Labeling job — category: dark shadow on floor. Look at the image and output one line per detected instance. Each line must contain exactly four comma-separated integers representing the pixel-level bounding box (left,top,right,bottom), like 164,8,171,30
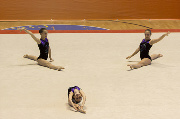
127,61,139,62
12,63,38,66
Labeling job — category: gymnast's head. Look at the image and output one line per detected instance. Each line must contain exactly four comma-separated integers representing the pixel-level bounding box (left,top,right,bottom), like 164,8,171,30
144,29,151,40
73,93,82,103
39,28,48,38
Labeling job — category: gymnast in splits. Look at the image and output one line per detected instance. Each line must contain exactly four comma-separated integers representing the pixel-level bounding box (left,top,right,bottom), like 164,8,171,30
126,29,170,69
17,27,64,71
68,86,86,113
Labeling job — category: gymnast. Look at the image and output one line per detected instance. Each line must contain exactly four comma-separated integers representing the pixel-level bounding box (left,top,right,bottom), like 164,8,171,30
17,27,64,71
68,86,86,113
126,29,170,69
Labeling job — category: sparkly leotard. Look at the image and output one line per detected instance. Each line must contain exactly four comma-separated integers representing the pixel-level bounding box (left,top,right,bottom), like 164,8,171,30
37,38,49,60
140,39,152,60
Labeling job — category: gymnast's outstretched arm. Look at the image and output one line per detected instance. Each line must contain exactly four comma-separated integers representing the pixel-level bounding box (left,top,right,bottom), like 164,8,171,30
149,31,170,45
126,46,140,59
79,90,86,108
17,27,41,44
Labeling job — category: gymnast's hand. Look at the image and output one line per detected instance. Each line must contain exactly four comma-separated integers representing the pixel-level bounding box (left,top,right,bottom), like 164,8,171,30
50,58,54,62
74,104,80,111
74,106,78,111
126,56,132,59
164,31,170,36
17,27,25,32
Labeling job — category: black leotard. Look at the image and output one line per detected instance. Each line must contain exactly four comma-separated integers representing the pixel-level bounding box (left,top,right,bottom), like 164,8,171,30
140,39,152,60
37,38,49,60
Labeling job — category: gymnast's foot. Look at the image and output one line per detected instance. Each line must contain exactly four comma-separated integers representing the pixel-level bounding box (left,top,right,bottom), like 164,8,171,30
58,66,65,71
127,64,134,69
78,109,86,114
23,54,28,58
158,54,163,57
